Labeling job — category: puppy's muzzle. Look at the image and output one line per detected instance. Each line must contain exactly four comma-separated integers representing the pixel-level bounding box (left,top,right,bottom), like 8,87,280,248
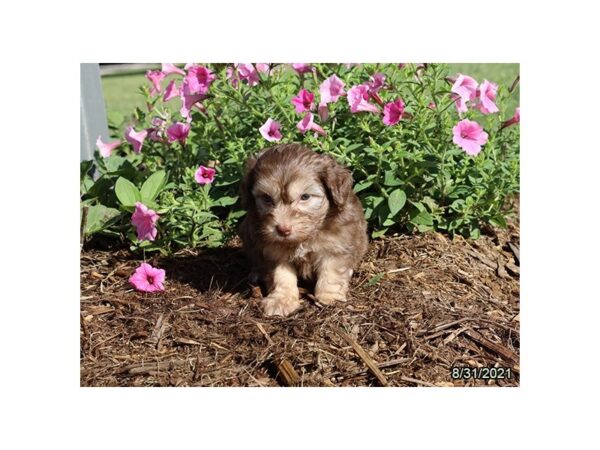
275,223,292,237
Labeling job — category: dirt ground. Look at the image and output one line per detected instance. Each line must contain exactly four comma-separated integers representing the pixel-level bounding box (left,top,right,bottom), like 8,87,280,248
80,214,520,387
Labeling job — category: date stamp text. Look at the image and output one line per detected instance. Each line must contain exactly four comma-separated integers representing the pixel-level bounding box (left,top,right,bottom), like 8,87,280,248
450,366,513,380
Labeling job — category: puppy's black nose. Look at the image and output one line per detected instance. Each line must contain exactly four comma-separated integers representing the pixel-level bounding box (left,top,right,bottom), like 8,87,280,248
276,223,292,236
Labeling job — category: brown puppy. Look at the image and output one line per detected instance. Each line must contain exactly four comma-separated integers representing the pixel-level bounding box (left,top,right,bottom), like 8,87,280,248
239,143,368,316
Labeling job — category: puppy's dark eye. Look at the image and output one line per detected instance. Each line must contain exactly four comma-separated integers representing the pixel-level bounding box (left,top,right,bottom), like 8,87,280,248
300,194,311,201
261,194,274,204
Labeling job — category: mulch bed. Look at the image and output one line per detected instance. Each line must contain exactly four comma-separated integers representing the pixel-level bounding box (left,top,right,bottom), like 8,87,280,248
80,215,520,387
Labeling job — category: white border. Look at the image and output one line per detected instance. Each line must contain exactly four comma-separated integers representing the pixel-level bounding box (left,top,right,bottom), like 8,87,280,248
3,0,599,448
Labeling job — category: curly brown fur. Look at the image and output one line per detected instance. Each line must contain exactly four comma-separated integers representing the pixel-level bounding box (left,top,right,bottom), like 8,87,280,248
239,143,368,316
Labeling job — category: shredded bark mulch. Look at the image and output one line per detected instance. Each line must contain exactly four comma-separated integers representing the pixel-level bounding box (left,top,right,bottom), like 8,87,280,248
80,217,519,387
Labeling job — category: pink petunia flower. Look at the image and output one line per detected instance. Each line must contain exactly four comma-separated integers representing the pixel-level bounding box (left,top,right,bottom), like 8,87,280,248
368,73,386,94
318,103,329,122
237,64,260,86
451,74,478,113
297,112,326,136
291,63,313,74
148,118,165,142
347,84,380,114
501,107,520,129
427,101,437,110
180,80,206,120
226,66,239,87
95,136,121,158
184,65,216,95
452,119,489,156
163,79,180,102
382,98,405,126
125,126,148,153
291,89,315,113
476,79,499,115
131,202,159,241
161,63,186,76
166,122,190,145
146,70,166,95
256,63,270,74
129,262,166,293
259,118,283,142
319,74,345,104
195,165,216,185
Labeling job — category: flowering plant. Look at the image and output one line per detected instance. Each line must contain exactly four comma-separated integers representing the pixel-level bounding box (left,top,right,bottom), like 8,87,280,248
81,63,519,254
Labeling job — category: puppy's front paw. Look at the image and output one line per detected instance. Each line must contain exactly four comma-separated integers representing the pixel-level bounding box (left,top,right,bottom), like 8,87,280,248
262,292,301,317
315,290,347,305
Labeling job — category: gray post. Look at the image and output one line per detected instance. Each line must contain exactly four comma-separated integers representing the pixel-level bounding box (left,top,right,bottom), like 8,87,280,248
80,63,109,161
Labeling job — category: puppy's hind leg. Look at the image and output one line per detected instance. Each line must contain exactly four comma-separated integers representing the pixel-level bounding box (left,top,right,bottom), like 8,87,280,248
262,262,301,317
315,257,351,305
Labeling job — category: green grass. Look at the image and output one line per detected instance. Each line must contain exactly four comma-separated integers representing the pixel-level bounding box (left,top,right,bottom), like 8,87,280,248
101,72,148,124
101,63,520,124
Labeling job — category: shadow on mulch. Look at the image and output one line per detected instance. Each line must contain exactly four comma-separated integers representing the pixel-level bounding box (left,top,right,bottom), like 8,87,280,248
157,246,249,295
80,216,520,388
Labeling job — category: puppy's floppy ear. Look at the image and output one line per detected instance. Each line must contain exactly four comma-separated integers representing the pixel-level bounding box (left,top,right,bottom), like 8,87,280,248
321,157,353,208
240,155,258,209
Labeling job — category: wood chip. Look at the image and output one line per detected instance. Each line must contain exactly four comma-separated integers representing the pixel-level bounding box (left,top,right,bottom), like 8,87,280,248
464,329,519,365
147,313,167,348
387,267,410,274
255,322,275,345
465,249,498,269
333,326,389,387
497,263,510,279
121,358,194,375
417,317,470,337
508,242,520,264
174,337,202,346
275,359,300,386
84,306,115,316
506,263,520,276
343,357,411,378
399,376,436,387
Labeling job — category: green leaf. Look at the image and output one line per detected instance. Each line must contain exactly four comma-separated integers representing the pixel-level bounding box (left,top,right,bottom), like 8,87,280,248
80,160,94,179
213,195,239,207
416,223,434,233
353,180,373,194
102,156,127,173
371,228,388,239
115,177,141,206
83,205,121,235
449,199,465,211
81,176,94,195
411,210,433,226
345,143,364,153
489,215,508,228
140,170,167,203
388,189,407,217
366,272,385,286
383,170,403,187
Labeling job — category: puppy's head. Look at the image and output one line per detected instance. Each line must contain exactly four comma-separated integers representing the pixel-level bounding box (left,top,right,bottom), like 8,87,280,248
241,143,353,245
